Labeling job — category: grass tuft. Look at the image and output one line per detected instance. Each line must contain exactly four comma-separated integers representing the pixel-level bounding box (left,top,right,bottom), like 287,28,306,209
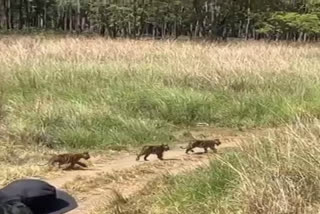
147,122,320,214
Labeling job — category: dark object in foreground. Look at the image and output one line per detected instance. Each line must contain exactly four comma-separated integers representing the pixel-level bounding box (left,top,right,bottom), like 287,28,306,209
136,144,170,161
0,179,78,214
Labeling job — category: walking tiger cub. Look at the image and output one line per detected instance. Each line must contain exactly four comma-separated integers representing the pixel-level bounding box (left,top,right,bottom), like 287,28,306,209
181,139,221,154
136,144,170,161
39,152,90,170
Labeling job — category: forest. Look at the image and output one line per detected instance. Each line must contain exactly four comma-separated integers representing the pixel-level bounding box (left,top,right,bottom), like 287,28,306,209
1,0,320,41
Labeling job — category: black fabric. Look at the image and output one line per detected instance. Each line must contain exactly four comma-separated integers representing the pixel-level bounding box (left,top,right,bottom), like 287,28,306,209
48,190,77,214
0,201,33,214
0,192,10,204
0,179,77,214
0,179,56,211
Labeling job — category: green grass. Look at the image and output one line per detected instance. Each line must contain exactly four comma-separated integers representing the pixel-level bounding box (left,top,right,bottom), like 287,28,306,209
151,153,240,214
140,123,320,214
1,38,320,149
2,65,320,149
2,35,320,214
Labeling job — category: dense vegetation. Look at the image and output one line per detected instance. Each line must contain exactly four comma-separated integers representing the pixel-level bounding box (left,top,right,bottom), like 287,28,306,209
1,0,320,41
1,36,320,150
132,123,320,214
0,30,319,213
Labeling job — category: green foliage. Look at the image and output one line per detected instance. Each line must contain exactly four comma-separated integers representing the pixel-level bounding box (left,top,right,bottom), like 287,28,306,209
146,124,320,213
152,152,240,214
4,0,320,40
3,61,320,149
257,12,320,37
2,38,320,149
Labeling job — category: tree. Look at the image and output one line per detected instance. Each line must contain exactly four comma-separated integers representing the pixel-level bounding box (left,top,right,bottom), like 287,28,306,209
0,0,319,41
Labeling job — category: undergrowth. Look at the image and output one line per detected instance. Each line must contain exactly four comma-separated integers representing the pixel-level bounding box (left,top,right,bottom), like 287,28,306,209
1,37,320,149
138,123,320,214
102,123,320,214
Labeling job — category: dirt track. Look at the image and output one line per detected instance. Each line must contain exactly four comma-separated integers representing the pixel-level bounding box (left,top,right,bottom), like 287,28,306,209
28,128,251,214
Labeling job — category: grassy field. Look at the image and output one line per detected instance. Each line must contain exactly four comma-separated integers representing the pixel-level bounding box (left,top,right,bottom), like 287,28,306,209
115,123,320,214
1,36,320,149
1,35,320,213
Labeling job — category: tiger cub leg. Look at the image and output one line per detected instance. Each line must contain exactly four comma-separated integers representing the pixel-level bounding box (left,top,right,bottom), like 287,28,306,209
49,160,58,168
185,147,194,154
156,152,164,160
76,161,88,168
136,153,143,161
144,153,150,161
46,160,56,170
204,147,208,153
211,145,218,153
64,162,75,170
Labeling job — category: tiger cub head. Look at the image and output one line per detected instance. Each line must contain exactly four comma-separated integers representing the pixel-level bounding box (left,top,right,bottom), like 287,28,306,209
82,152,91,160
161,144,170,151
213,139,222,146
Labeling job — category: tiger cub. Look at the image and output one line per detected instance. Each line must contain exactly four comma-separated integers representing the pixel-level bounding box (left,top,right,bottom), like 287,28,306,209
39,152,90,170
136,144,170,161
181,139,221,154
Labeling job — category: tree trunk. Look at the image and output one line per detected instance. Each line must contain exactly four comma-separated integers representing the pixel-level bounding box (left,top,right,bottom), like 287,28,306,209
9,0,14,29
24,0,29,28
0,0,5,29
64,11,67,31
152,25,156,39
245,0,251,40
304,33,307,42
69,6,72,32
162,22,166,39
132,0,136,38
43,0,47,28
4,0,9,29
194,21,199,37
138,0,145,37
238,20,242,37
298,32,303,41
19,0,23,29
76,0,81,33
81,16,85,31
209,2,216,40
174,19,177,39
100,24,106,36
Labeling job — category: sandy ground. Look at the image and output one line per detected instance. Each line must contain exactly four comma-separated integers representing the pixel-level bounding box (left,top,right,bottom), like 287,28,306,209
25,128,254,214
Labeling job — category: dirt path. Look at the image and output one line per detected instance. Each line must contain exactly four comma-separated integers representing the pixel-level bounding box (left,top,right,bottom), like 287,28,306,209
66,142,238,214
28,128,251,214
46,141,239,188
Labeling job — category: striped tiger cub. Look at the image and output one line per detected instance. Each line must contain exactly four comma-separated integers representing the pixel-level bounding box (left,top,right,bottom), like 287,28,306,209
39,152,90,170
181,139,221,154
136,144,170,161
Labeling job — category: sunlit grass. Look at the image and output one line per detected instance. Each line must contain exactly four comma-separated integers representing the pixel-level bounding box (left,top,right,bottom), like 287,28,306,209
119,122,320,214
1,36,320,148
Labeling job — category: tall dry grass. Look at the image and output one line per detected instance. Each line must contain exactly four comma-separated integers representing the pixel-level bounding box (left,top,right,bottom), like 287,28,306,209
120,122,320,214
1,36,320,77
1,36,320,149
0,36,319,153
1,36,320,213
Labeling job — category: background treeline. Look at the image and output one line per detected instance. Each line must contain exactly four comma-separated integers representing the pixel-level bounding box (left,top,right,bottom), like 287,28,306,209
1,0,320,41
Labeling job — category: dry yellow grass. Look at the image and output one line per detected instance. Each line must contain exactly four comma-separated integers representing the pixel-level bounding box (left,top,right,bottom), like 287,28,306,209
1,36,319,141
1,36,320,214
0,139,60,185
1,37,319,78
0,35,319,176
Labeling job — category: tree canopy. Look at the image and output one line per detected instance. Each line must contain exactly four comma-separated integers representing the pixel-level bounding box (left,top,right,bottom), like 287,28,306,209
1,0,320,41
